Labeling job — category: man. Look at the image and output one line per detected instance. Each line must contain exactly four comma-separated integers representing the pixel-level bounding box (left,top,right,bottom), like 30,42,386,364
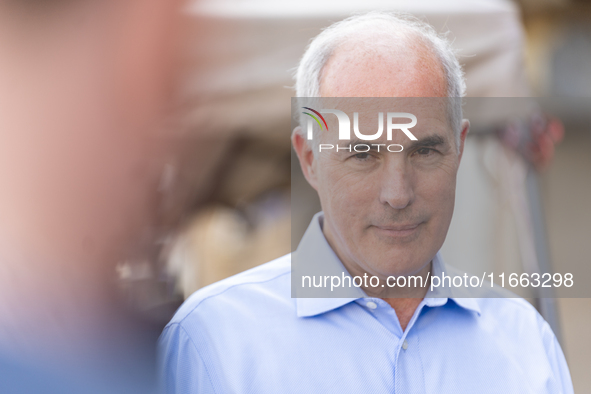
160,12,573,393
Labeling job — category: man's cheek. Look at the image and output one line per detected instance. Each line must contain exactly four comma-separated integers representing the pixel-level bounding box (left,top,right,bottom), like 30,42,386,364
325,172,361,198
417,171,455,197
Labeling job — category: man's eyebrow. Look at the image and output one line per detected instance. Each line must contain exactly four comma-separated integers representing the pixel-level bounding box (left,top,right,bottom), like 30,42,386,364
341,135,447,151
344,139,400,150
406,135,446,150
344,138,372,148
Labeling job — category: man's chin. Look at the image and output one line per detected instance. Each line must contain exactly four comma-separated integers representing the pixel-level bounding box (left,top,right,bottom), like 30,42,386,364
360,250,431,278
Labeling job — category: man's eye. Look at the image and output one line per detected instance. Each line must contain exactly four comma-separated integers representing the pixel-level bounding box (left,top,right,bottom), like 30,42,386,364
353,152,371,160
416,148,434,155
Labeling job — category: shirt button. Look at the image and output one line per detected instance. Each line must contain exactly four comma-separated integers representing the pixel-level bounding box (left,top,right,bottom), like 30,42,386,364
402,340,409,350
366,301,378,310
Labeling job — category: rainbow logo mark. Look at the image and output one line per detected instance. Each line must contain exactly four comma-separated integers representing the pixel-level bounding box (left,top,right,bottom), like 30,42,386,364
302,107,329,131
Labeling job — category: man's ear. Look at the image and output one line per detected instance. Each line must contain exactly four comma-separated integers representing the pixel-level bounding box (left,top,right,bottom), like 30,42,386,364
292,126,319,191
457,119,470,162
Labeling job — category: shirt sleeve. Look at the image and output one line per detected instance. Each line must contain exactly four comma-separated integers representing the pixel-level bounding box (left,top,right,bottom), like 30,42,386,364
158,323,217,394
539,317,574,394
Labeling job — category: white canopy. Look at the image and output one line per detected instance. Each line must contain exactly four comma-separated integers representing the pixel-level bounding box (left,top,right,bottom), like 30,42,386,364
182,0,530,137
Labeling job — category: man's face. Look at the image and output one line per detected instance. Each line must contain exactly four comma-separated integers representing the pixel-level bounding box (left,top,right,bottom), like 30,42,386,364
314,99,463,280
293,37,468,282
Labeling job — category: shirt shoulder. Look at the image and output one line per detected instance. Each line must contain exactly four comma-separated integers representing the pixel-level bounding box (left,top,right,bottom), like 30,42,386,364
159,253,296,392
442,264,554,339
475,295,544,328
167,253,292,326
465,284,559,359
474,296,572,393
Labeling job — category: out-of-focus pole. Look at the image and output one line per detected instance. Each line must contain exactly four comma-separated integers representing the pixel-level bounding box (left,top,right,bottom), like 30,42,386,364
526,169,562,344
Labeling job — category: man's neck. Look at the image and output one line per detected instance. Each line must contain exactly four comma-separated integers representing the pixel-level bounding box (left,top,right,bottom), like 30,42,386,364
382,297,424,332
379,261,431,332
319,216,431,331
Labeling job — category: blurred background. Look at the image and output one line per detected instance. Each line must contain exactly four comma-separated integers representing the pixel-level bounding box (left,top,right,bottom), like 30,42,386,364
0,0,590,392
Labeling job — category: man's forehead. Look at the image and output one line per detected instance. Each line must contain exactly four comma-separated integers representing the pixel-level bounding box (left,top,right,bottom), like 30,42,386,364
314,98,452,145
319,32,447,98
319,98,449,127
326,98,447,116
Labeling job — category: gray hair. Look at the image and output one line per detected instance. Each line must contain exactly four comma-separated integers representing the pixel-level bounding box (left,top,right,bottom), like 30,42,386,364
294,11,466,149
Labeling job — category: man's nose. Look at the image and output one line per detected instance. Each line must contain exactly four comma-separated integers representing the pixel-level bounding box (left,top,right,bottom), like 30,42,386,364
378,160,414,210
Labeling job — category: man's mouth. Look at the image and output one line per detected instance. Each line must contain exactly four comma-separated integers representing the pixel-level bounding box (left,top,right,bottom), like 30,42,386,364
371,223,422,237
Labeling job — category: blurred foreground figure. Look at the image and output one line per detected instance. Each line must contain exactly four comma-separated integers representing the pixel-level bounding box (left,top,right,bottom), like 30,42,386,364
160,12,573,394
0,0,200,392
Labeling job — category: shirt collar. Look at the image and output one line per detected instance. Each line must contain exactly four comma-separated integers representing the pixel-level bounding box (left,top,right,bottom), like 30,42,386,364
424,252,481,316
294,212,481,318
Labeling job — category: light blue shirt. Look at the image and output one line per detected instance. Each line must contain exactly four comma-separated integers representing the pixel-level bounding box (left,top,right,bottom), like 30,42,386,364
159,213,573,393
